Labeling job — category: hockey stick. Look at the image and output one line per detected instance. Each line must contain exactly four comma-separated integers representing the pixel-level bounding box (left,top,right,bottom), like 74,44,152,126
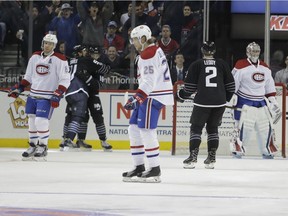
124,91,128,105
0,89,29,97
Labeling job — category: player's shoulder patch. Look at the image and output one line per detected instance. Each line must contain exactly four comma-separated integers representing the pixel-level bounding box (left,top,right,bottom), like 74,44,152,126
140,45,158,60
52,52,67,61
234,59,250,69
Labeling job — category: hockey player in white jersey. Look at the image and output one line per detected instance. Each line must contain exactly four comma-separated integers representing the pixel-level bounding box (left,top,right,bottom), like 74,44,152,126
230,42,281,159
122,25,174,183
8,34,70,160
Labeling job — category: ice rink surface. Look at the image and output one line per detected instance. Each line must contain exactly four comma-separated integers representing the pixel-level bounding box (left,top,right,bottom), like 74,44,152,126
0,148,287,216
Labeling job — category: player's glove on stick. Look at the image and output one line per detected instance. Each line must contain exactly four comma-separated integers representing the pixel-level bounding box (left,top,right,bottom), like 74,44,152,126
50,86,66,108
175,89,186,103
8,79,30,98
124,90,147,110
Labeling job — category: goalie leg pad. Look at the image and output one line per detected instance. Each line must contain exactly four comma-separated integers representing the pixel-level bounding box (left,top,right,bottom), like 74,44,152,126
255,106,279,156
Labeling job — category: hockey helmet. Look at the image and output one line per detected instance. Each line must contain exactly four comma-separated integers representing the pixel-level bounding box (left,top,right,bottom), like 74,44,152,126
72,45,86,57
246,42,260,63
201,41,216,56
89,46,101,54
130,25,152,43
42,33,58,50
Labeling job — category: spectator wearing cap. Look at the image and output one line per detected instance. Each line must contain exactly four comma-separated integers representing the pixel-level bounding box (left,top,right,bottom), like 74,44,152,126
49,3,81,56
103,21,125,54
77,1,114,50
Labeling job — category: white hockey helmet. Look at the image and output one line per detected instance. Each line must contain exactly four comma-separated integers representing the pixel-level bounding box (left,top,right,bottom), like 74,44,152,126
246,42,260,63
42,33,58,50
130,25,152,43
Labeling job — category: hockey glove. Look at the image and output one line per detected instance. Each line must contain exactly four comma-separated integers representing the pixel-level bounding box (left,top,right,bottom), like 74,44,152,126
175,89,185,103
50,87,66,108
8,79,30,98
124,91,147,110
8,84,25,98
124,96,138,110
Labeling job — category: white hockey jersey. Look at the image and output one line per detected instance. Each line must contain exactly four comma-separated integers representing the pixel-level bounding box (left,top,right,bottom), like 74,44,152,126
137,44,174,105
24,51,70,99
232,58,276,100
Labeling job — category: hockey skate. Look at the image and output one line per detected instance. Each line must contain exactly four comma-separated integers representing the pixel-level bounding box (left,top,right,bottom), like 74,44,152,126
101,140,112,152
183,148,199,169
59,139,65,151
137,166,161,183
122,164,145,182
262,154,274,159
232,152,242,159
76,139,92,151
33,144,48,161
204,151,216,169
63,138,79,152
22,143,37,161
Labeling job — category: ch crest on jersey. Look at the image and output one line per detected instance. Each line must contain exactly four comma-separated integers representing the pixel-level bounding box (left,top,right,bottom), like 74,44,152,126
252,72,265,82
36,64,50,75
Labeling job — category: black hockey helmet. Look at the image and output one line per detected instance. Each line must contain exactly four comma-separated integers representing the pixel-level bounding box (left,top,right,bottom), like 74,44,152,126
201,41,216,56
72,44,86,56
88,46,101,54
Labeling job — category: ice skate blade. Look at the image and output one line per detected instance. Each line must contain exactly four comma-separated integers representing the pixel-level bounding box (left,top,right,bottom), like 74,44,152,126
122,176,139,183
137,176,161,183
22,157,35,161
183,163,196,169
205,163,215,169
80,147,92,152
32,156,47,162
102,148,112,152
63,147,80,152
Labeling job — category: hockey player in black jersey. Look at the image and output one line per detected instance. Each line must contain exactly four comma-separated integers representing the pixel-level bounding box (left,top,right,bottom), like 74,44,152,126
60,45,112,151
176,41,235,169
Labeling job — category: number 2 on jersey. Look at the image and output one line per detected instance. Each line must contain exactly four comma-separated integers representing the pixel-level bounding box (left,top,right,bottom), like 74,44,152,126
205,66,217,87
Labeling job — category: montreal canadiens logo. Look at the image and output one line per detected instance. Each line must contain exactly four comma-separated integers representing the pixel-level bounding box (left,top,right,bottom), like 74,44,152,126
36,64,49,75
252,73,264,82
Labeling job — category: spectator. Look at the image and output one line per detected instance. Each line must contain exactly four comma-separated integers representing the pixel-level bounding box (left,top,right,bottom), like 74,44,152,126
121,1,160,43
103,21,125,54
119,2,132,29
179,4,203,68
77,1,114,50
49,3,81,56
157,24,179,61
274,55,288,86
170,52,187,85
56,40,67,57
15,3,53,65
101,45,129,89
270,50,284,79
181,4,198,45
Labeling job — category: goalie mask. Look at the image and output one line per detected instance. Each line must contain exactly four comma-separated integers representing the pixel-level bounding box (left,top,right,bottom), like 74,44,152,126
246,42,260,63
201,41,216,56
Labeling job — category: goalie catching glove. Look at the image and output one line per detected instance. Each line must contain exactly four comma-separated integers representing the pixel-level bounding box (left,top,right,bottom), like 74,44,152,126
124,90,147,110
50,85,66,108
